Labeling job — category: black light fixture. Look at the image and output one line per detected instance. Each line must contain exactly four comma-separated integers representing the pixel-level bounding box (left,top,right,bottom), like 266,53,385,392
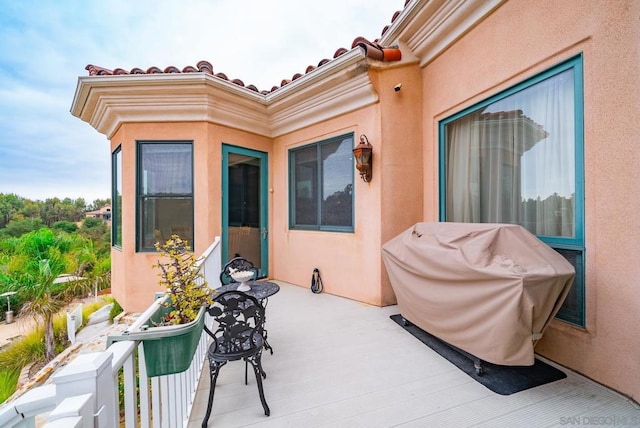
353,134,373,182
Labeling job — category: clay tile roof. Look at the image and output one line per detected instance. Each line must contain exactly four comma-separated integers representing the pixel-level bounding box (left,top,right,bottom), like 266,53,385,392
83,3,408,94
196,60,213,74
85,64,112,76
333,47,349,58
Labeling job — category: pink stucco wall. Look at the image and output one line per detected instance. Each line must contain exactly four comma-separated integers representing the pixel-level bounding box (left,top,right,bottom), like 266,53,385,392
270,64,424,307
109,122,272,311
420,0,640,402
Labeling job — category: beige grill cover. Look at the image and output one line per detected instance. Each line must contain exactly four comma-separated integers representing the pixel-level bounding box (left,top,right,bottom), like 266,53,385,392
382,222,574,366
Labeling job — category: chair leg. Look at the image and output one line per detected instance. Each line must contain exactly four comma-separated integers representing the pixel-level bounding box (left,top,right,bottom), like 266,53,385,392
202,363,223,428
249,353,270,416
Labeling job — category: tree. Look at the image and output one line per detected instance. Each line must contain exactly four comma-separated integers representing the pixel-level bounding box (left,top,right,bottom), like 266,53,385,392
0,217,44,238
0,194,24,229
6,228,90,362
40,198,86,227
52,221,79,233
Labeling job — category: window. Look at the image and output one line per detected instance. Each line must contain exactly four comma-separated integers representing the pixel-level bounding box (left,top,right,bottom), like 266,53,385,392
137,141,194,251
440,56,585,326
111,146,122,248
289,133,354,231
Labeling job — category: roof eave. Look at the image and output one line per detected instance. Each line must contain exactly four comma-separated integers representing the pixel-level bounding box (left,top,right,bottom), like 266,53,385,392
69,49,381,139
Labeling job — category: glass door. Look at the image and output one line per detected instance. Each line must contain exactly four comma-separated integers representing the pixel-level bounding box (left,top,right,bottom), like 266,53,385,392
222,145,268,278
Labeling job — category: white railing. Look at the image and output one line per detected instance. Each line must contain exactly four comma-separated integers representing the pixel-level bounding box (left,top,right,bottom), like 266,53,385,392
66,304,83,345
0,237,221,428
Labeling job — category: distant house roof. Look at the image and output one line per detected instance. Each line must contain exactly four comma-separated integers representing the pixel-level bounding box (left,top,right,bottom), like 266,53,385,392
83,2,408,95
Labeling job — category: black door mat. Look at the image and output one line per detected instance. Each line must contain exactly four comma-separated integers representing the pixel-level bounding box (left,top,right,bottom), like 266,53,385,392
390,314,566,395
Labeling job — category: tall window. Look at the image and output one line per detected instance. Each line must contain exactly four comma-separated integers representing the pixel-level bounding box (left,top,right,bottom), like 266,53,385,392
111,146,122,248
289,133,354,231
440,56,585,326
137,141,194,251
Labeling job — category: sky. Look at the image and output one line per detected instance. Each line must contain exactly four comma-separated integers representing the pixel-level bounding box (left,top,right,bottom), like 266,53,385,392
0,0,403,204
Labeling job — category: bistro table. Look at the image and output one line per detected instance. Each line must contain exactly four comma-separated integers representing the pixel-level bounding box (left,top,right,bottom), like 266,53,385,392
213,280,279,354
215,280,280,301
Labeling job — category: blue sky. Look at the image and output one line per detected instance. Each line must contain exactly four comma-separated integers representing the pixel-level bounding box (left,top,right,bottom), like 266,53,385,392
0,0,401,203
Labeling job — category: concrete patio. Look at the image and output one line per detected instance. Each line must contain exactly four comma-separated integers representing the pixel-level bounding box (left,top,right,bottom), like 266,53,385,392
188,281,639,427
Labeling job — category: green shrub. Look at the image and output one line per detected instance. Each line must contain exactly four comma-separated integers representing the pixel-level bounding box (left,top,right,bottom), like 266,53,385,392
0,369,20,402
110,299,123,322
52,221,78,233
0,330,44,372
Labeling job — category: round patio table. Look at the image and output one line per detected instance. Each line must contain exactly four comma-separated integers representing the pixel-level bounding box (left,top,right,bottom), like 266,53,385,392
214,280,279,300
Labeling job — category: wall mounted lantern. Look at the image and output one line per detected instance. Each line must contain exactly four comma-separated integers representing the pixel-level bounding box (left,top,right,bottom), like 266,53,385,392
353,134,373,182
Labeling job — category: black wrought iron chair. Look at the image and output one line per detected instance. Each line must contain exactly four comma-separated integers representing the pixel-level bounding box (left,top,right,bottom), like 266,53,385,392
220,257,258,285
219,256,274,355
201,291,270,426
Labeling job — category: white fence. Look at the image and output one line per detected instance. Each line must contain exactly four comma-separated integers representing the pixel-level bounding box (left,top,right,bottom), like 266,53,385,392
66,304,83,345
0,237,221,428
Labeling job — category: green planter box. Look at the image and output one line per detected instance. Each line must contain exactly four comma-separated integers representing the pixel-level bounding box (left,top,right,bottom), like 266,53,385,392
108,304,206,377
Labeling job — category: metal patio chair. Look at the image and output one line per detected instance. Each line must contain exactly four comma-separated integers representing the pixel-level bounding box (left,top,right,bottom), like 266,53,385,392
201,290,270,426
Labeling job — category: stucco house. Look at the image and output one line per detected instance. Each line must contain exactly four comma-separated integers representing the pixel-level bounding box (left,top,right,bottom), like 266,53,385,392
70,0,639,405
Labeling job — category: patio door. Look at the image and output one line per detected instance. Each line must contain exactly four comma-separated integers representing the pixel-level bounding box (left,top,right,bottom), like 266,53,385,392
222,145,268,278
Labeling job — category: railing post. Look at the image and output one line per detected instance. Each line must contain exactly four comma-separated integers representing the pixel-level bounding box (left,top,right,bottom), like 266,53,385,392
44,393,94,428
52,352,115,428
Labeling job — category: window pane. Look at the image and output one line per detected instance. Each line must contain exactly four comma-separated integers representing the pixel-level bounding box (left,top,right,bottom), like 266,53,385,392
140,143,192,195
140,197,194,250
293,145,318,225
228,154,260,228
446,69,575,238
554,248,585,326
138,142,194,251
112,147,122,247
321,137,353,227
290,133,354,231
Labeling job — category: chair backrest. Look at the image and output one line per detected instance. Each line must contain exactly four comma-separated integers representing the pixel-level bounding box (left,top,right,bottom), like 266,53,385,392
205,291,265,355
220,257,258,285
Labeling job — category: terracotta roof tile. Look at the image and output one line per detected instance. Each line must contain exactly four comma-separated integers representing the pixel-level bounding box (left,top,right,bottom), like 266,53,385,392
83,3,407,94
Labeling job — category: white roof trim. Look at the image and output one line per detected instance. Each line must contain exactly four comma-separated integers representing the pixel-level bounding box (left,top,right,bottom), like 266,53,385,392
382,0,505,67
70,49,376,139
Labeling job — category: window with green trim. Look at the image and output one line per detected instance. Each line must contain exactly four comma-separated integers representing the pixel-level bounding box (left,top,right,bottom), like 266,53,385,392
111,146,122,248
137,141,194,251
440,55,585,326
289,133,354,231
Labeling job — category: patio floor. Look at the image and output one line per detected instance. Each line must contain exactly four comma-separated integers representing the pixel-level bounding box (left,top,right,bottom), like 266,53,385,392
188,281,639,427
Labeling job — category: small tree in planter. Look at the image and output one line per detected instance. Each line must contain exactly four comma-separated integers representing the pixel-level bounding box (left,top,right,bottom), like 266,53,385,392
107,235,215,377
154,235,214,325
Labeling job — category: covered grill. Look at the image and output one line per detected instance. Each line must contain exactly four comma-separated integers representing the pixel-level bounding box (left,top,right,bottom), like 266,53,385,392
382,222,574,367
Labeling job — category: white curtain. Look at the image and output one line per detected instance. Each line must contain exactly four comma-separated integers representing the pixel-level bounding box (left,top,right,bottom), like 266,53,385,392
446,70,575,238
